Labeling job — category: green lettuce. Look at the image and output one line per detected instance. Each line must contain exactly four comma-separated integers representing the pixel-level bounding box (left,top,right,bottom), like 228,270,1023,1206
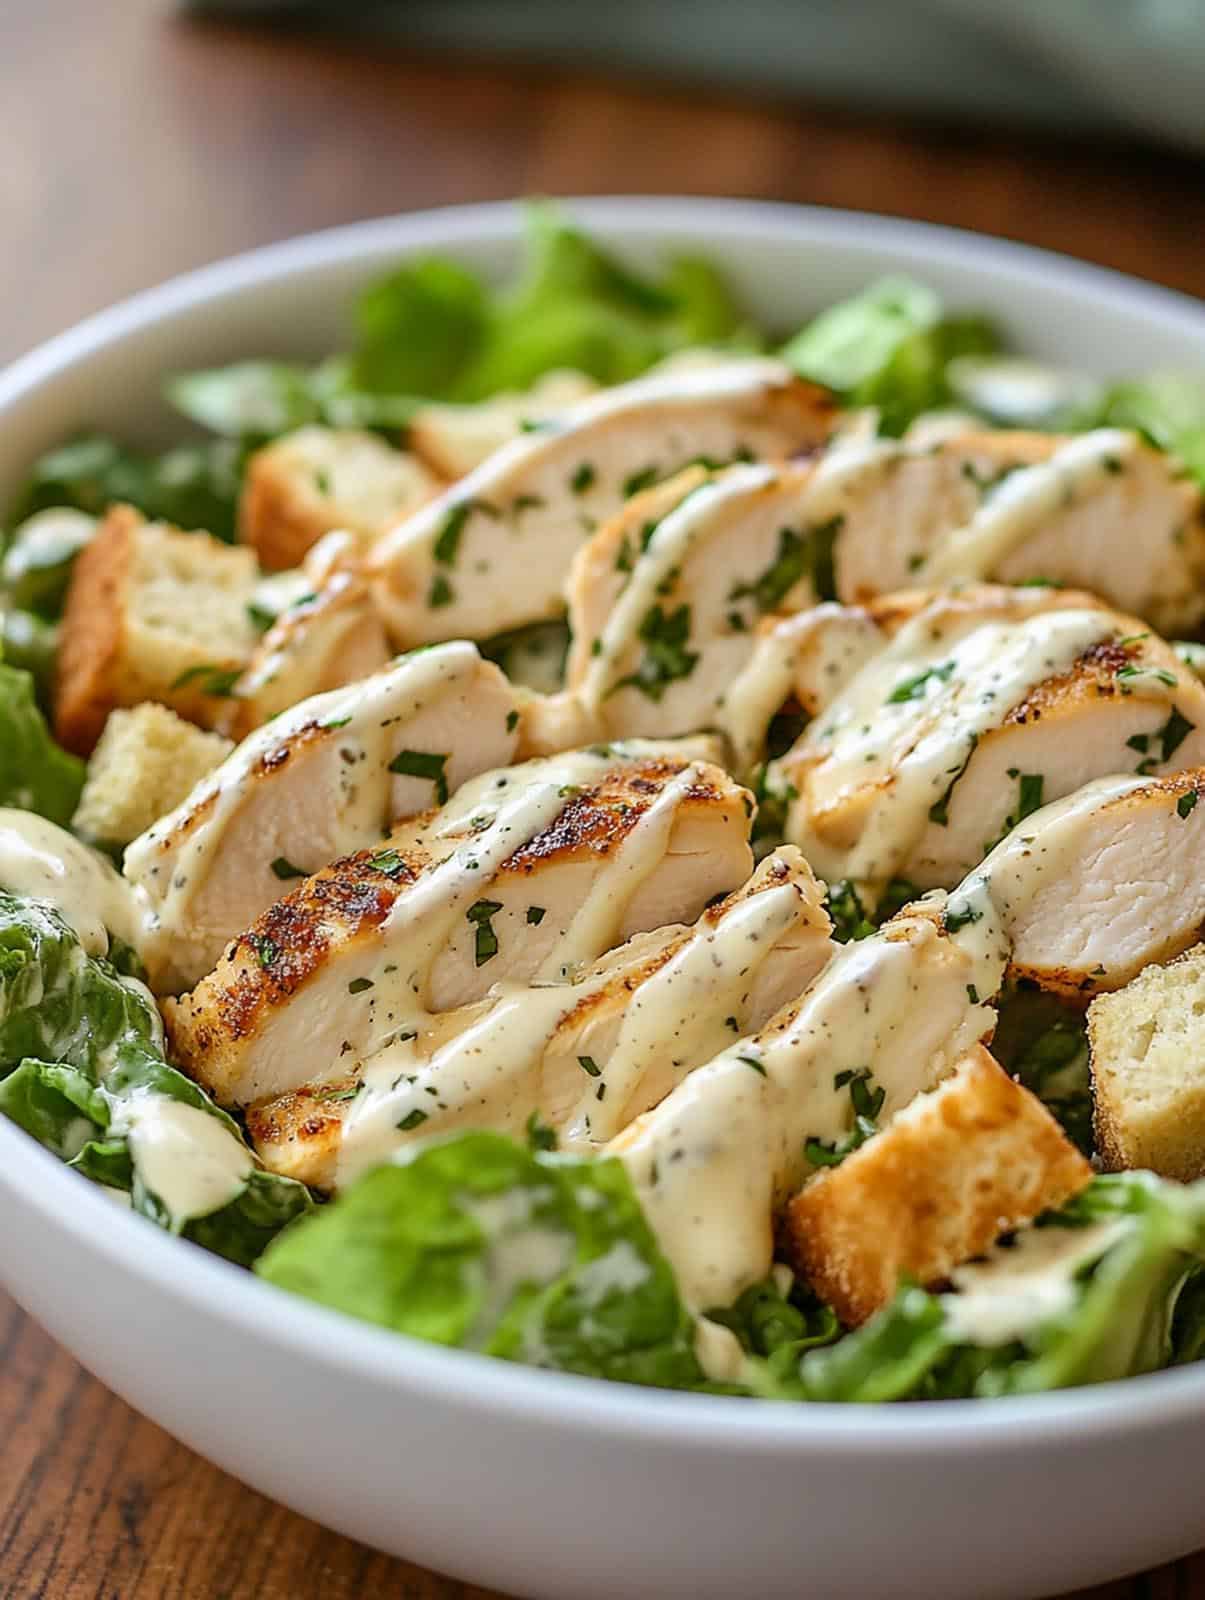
0,663,84,825
0,889,311,1264
789,1174,1205,1401
781,275,1000,435
992,987,1094,1156
168,205,757,444
257,1130,704,1388
0,510,95,617
1102,374,1205,486
8,435,244,543
0,611,58,710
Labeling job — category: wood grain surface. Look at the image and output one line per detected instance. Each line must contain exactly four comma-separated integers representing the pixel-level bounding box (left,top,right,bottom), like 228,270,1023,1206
4,2,1205,1595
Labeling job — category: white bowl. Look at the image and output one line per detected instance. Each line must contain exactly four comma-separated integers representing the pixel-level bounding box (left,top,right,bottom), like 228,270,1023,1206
2,199,1205,1600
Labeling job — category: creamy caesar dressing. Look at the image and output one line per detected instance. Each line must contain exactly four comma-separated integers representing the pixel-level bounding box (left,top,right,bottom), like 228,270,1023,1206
124,641,487,948
461,1184,574,1351
943,774,1147,999
612,912,991,1320
111,1094,253,1228
327,745,733,1156
941,1219,1128,1346
563,866,826,1143
337,847,820,1185
0,808,150,957
921,429,1140,584
775,597,1121,886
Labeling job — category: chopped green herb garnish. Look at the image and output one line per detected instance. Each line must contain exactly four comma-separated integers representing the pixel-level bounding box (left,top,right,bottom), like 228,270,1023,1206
886,659,955,704
369,848,407,877
397,1108,429,1132
249,933,279,970
928,736,978,827
729,527,808,614
615,535,634,575
428,573,454,608
388,748,450,805
622,465,659,498
466,899,503,966
434,502,472,566
1157,707,1195,763
577,1055,602,1077
526,905,546,925
1179,791,1199,819
348,977,374,995
170,663,242,696
571,462,596,495
738,1055,767,1077
608,603,698,702
270,856,307,881
524,1110,558,1151
506,709,519,733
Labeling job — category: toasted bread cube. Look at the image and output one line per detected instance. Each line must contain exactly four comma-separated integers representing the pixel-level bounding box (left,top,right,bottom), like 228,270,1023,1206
785,1045,1092,1326
239,426,438,569
409,370,598,479
71,703,232,848
54,505,258,755
1089,944,1205,1179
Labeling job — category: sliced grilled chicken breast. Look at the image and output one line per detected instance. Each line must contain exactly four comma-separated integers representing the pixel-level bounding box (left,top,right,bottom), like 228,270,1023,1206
164,744,754,1107
828,427,1205,637
125,642,520,992
944,769,1205,1003
250,848,834,1189
218,569,390,740
607,909,993,1313
368,361,837,648
768,585,1205,893
551,461,824,741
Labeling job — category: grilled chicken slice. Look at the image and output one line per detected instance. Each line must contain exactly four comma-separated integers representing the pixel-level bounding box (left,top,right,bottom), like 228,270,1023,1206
521,461,831,755
944,769,1205,1004
768,585,1205,894
164,744,754,1107
367,361,837,648
125,642,520,992
247,847,834,1189
829,427,1205,637
218,568,391,739
607,909,993,1313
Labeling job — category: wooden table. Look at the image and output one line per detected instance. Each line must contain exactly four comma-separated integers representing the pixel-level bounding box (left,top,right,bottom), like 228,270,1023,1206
4,3,1205,1594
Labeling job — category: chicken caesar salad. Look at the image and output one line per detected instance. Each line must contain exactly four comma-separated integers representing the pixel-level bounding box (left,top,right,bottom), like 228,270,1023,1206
5,205,1205,1402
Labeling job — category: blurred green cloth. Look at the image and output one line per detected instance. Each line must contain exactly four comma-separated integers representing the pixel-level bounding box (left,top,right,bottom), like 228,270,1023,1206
189,0,1205,154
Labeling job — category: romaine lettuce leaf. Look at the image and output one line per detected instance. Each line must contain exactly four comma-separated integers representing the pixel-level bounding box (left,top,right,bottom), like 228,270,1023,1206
1,610,58,710
8,435,243,543
781,275,1000,435
1102,373,1205,486
0,890,311,1264
0,508,95,617
788,1173,1205,1401
0,663,84,826
167,205,758,445
257,1130,704,1388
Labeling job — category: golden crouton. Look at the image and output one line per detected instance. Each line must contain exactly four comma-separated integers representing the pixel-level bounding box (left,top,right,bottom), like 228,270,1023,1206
409,370,597,479
784,1045,1092,1325
1089,943,1205,1180
54,505,258,755
71,703,232,849
238,425,439,569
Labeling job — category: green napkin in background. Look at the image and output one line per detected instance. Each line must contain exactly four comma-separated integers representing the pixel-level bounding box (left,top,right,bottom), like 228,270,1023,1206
187,0,1205,155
